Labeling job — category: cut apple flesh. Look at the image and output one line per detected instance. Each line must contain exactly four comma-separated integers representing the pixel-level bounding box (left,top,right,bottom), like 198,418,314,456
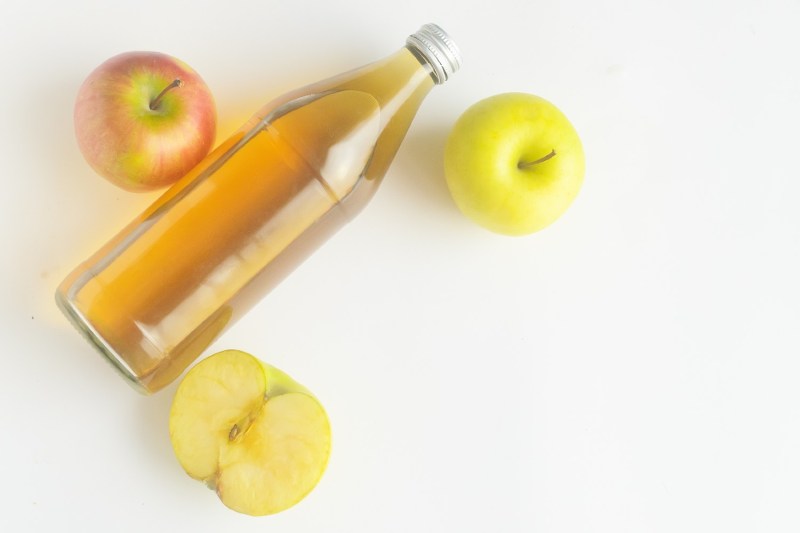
169,350,331,515
217,392,330,515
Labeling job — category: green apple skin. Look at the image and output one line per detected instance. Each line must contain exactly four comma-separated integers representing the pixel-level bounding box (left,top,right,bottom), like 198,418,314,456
444,93,585,236
74,51,216,192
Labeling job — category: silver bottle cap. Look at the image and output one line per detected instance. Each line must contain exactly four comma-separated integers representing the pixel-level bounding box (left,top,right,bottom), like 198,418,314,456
406,23,462,84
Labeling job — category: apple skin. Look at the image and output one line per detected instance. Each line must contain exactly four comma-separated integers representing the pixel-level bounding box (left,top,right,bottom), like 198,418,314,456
74,51,216,192
444,93,585,235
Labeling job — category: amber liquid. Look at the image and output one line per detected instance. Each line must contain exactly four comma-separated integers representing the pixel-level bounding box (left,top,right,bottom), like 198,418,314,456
57,48,435,392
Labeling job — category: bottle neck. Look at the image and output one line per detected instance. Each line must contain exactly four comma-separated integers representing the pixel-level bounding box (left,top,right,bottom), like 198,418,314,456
344,48,435,181
405,45,440,86
372,48,437,120
322,24,461,107
333,48,436,109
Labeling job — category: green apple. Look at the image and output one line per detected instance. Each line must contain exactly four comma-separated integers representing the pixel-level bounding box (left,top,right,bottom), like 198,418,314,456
74,51,216,192
444,92,585,235
169,350,331,516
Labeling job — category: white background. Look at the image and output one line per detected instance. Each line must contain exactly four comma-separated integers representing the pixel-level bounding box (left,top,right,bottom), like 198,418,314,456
1,0,798,531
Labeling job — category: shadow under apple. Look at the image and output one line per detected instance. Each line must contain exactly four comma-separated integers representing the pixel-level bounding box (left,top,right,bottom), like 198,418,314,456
133,382,190,486
389,123,464,223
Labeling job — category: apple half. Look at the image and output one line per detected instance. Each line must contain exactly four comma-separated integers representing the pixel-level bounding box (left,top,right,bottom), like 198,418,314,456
169,350,331,515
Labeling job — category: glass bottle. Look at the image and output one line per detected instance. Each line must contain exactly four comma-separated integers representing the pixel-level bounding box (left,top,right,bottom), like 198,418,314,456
56,24,462,393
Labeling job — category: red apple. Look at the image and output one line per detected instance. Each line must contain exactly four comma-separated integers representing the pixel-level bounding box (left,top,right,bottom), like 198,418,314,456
74,51,216,192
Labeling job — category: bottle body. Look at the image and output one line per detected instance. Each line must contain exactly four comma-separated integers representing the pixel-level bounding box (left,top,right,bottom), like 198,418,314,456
56,28,459,393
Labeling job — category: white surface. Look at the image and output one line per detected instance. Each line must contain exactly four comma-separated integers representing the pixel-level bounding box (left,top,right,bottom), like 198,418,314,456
1,0,799,531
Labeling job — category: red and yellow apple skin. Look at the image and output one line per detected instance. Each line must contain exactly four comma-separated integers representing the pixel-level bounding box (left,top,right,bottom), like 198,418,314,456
444,93,585,236
74,51,216,192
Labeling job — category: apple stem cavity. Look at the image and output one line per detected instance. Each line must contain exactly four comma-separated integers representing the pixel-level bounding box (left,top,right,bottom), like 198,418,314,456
149,78,184,111
518,149,557,169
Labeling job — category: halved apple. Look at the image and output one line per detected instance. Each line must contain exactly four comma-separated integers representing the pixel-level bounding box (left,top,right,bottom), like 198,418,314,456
168,349,331,515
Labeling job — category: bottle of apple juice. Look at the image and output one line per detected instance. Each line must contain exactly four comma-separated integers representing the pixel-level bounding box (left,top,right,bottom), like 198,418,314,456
56,24,462,393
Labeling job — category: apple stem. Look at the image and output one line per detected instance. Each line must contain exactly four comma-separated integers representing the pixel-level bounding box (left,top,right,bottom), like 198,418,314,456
518,149,557,169
149,78,184,111
229,424,240,440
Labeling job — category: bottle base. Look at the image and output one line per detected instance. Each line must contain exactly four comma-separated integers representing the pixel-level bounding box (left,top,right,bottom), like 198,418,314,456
55,291,148,395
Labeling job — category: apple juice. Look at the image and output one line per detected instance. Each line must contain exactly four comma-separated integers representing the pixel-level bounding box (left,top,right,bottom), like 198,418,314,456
56,24,461,393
